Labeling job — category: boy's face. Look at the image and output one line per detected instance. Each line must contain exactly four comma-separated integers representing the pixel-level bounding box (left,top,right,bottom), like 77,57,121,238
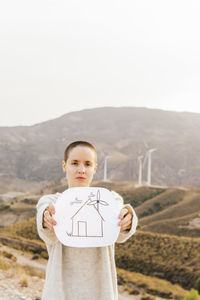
62,146,97,188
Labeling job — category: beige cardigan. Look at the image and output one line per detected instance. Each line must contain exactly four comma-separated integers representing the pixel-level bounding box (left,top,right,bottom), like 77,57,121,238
36,191,138,300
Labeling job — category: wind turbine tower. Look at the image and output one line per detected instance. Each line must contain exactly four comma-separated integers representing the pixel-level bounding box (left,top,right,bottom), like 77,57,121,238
103,156,111,182
137,155,143,186
147,148,157,186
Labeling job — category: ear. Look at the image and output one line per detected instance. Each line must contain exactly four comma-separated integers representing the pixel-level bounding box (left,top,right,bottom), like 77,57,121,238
62,160,66,173
94,163,98,173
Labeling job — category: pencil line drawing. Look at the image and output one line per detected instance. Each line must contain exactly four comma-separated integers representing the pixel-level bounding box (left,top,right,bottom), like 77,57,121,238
66,189,109,238
70,197,83,205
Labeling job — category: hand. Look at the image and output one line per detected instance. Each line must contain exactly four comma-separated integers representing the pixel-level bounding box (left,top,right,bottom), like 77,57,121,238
118,206,133,232
42,202,57,232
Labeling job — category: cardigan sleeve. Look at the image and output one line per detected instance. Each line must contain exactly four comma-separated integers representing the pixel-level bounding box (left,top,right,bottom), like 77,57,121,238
36,193,60,246
111,190,138,244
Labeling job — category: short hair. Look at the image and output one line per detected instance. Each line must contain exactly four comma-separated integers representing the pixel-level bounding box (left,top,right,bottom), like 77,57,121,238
64,141,97,162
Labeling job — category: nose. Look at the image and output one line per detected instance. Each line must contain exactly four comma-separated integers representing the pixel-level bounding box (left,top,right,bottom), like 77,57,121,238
77,163,86,174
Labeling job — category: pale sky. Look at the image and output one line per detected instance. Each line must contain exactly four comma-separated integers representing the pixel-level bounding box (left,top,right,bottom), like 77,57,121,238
0,0,200,126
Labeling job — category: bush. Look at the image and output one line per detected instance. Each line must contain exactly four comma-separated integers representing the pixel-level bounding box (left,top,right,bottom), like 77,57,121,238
0,258,11,270
40,251,48,259
141,294,155,300
196,279,200,294
19,277,29,287
184,289,200,300
22,198,37,205
32,254,39,260
0,204,10,211
2,250,17,261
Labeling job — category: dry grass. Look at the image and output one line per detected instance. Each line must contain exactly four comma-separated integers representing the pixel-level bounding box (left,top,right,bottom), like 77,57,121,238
0,248,45,279
117,268,187,299
115,231,200,290
136,188,185,218
0,258,11,270
142,211,200,237
0,250,17,262
139,190,200,226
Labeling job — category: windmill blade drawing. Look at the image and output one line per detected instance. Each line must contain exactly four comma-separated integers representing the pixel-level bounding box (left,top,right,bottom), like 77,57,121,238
87,190,109,211
88,200,108,206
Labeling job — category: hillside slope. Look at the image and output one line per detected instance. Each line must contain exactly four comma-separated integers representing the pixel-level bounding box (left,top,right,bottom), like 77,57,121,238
1,107,200,186
1,182,200,291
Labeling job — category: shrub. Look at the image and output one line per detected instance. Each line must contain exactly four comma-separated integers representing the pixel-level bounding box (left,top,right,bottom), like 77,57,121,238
0,258,11,270
19,277,29,287
0,204,10,211
2,251,17,262
141,294,155,300
196,279,200,294
184,289,200,300
32,254,40,260
27,246,37,253
22,198,37,205
40,251,48,259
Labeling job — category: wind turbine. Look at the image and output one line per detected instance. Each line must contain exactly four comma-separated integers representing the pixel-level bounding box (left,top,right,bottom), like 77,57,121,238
146,148,157,186
103,155,111,182
137,155,144,186
87,190,109,212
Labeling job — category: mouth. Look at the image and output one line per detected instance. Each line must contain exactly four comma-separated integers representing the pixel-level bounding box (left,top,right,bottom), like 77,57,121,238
76,177,86,181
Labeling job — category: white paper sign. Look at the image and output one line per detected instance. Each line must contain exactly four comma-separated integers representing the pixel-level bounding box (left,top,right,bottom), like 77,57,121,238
54,187,122,247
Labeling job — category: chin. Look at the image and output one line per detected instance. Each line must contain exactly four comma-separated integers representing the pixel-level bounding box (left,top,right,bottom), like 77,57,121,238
70,182,90,188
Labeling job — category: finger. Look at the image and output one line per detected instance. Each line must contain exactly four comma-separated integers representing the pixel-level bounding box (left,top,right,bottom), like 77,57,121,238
120,221,132,231
43,210,49,227
118,208,129,220
44,209,57,226
46,223,54,232
120,223,131,232
51,217,57,226
43,217,52,229
44,209,50,219
120,219,132,231
118,213,132,226
49,202,55,216
44,220,53,230
44,216,56,231
124,206,133,215
44,214,57,226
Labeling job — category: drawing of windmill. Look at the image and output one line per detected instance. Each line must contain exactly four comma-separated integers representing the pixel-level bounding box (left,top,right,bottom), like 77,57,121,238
87,189,109,211
66,190,109,238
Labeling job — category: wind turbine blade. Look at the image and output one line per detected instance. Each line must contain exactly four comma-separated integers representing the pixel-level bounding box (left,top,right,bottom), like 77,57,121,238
143,152,148,168
99,201,109,206
87,200,97,205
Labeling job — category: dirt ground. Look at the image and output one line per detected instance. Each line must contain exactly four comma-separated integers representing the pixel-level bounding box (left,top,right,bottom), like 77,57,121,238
0,244,165,300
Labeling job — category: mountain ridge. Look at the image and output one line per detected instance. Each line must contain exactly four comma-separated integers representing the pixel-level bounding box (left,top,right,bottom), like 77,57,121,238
1,106,200,186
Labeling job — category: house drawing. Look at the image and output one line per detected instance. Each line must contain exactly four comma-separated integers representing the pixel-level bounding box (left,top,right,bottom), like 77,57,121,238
67,190,108,238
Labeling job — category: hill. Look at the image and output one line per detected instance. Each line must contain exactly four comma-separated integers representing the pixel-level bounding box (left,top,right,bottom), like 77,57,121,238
1,180,200,238
1,107,200,186
115,231,200,290
1,217,199,291
136,187,200,237
1,182,200,293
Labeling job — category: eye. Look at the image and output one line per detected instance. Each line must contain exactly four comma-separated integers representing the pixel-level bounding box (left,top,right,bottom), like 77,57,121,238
85,162,92,166
72,162,78,165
